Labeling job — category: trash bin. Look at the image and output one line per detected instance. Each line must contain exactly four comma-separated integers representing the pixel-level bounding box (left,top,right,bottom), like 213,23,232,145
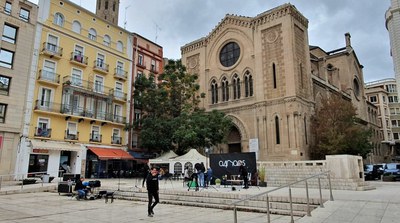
42,174,50,183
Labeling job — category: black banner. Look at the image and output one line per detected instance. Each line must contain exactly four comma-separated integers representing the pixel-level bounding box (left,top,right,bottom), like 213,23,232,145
209,152,256,180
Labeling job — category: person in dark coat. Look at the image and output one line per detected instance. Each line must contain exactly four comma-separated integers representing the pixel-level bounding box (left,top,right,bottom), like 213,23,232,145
142,164,150,187
238,161,249,189
74,177,88,200
146,167,159,217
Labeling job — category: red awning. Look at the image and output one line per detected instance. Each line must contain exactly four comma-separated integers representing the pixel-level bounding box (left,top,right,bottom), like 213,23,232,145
88,147,134,160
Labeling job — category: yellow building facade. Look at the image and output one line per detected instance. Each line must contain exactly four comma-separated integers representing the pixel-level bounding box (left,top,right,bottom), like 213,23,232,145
16,0,133,178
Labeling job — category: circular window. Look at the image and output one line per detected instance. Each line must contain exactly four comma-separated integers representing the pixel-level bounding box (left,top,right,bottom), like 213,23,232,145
219,42,240,67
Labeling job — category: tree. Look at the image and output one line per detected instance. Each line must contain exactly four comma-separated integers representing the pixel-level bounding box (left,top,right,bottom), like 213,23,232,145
133,59,232,155
310,94,372,160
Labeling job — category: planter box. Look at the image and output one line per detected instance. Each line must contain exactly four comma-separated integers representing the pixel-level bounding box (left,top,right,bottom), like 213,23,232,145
22,179,37,185
259,181,267,187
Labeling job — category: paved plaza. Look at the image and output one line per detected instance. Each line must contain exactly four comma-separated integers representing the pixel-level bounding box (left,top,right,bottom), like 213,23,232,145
0,179,399,222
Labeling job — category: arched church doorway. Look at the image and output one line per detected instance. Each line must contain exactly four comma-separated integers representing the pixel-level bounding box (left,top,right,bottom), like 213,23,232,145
227,125,241,153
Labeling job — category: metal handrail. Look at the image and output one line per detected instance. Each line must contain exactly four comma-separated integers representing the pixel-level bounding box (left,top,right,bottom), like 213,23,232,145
231,171,334,223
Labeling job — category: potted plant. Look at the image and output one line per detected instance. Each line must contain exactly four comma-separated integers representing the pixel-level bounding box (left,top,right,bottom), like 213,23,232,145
215,178,221,187
258,167,267,187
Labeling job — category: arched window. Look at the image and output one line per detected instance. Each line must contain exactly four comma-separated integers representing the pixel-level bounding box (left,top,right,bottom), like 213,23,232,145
72,21,81,34
273,63,277,89
244,71,253,97
54,12,64,27
211,79,218,104
304,116,308,145
117,41,123,52
174,162,182,174
103,35,111,46
233,74,240,100
222,77,229,102
275,116,280,144
88,28,97,41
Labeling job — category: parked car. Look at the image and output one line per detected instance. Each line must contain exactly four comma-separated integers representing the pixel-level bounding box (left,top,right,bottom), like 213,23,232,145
364,164,384,180
383,163,400,181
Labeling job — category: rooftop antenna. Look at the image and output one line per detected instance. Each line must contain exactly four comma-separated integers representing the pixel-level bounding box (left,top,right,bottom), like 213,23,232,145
154,21,162,43
124,5,131,29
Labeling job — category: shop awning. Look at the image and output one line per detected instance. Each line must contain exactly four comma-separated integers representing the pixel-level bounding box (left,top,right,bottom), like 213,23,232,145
30,139,82,152
87,147,134,160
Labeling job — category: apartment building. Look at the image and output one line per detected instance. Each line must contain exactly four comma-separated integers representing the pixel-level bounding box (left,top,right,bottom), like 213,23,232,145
0,0,38,176
129,33,163,156
365,78,400,162
15,0,133,179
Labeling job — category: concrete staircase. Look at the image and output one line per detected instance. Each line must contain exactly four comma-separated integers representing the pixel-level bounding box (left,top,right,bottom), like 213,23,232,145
110,188,324,217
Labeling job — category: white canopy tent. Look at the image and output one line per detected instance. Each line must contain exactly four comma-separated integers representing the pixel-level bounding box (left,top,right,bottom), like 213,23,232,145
170,149,207,174
148,150,178,166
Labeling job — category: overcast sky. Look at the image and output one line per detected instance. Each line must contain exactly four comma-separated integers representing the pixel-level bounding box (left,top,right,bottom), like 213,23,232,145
30,0,393,82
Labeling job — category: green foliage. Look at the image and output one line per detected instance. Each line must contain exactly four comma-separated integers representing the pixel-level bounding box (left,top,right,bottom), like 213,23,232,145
133,59,232,155
310,94,372,159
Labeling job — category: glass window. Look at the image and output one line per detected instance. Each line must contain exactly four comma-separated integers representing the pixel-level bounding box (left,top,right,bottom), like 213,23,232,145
386,84,397,93
0,75,10,96
54,13,64,26
115,82,123,98
0,49,14,69
94,75,104,93
72,21,81,34
4,2,11,14
42,60,56,82
138,54,143,65
116,41,123,52
370,96,377,103
244,71,253,97
219,42,240,67
96,53,105,68
67,122,77,134
211,80,218,104
71,68,82,86
103,35,111,46
394,133,399,140
116,61,124,75
19,8,30,22
151,59,156,71
0,103,7,123
47,34,58,53
88,28,97,41
2,24,17,44
232,74,240,100
40,88,52,108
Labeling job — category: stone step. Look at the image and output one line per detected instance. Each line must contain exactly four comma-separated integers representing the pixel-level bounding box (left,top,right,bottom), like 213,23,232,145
111,189,323,216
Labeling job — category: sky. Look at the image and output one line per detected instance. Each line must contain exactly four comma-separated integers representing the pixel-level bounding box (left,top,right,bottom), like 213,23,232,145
29,0,393,83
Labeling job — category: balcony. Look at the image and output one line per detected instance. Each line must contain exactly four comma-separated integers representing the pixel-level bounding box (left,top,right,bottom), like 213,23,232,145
112,136,122,145
112,115,126,124
34,127,52,138
65,130,79,141
90,133,102,143
37,70,60,86
34,100,60,113
63,76,113,97
93,60,109,74
70,52,88,67
137,62,146,69
42,42,63,59
111,89,127,102
114,68,128,81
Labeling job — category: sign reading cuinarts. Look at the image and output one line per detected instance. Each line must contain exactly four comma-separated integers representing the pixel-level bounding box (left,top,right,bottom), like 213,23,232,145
209,152,256,180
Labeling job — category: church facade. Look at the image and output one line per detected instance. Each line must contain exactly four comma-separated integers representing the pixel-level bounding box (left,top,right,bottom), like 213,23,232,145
181,4,376,161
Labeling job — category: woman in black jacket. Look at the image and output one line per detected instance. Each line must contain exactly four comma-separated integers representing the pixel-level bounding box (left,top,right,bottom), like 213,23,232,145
146,167,159,217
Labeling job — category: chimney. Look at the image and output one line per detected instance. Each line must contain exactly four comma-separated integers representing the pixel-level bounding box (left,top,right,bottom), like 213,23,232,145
345,32,351,48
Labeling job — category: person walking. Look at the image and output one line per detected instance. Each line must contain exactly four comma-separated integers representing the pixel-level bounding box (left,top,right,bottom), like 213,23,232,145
142,164,150,187
239,161,249,189
146,167,159,217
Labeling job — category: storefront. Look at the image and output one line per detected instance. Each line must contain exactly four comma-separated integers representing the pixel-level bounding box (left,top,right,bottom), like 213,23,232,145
29,139,84,177
86,146,145,178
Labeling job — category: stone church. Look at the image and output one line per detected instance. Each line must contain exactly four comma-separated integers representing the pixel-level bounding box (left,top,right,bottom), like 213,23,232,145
181,4,377,161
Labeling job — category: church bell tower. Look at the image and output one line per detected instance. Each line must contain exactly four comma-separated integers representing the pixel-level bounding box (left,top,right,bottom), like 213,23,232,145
96,0,119,25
